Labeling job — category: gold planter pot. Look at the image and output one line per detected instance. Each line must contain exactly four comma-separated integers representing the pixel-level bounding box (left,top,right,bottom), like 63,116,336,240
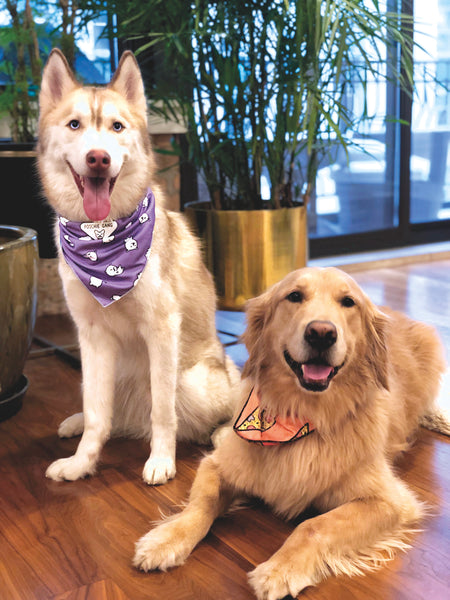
185,203,308,310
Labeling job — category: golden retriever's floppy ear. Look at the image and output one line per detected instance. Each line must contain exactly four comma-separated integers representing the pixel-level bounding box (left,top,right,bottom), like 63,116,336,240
364,303,390,390
241,288,277,377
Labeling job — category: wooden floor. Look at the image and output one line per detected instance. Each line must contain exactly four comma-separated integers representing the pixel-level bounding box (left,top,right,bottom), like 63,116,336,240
1,260,450,600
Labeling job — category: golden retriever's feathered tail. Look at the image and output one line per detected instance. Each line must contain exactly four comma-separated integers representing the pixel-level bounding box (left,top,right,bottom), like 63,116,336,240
420,367,450,436
420,408,450,436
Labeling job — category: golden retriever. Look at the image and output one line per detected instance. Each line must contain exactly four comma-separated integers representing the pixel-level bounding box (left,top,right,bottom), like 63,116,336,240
133,267,449,598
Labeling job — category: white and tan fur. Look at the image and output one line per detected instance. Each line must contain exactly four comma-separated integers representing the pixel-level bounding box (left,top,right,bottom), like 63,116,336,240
38,49,240,485
134,267,449,598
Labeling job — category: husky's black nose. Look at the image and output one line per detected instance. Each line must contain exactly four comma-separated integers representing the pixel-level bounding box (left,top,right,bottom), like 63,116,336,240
86,150,111,172
304,320,337,351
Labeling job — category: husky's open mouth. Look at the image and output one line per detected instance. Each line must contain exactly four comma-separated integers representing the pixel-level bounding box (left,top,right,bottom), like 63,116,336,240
283,349,342,392
68,162,117,221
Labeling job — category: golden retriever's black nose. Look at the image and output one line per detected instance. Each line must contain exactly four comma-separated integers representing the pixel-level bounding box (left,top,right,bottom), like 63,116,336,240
304,320,337,351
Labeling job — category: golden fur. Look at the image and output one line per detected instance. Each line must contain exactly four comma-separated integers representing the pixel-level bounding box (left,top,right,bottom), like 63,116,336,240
38,49,240,486
134,267,449,598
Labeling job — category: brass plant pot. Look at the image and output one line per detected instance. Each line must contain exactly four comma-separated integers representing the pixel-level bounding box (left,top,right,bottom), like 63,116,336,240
0,226,38,420
185,203,308,310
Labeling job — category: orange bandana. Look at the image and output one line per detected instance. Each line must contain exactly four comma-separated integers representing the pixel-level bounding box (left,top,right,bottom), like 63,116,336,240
233,388,315,446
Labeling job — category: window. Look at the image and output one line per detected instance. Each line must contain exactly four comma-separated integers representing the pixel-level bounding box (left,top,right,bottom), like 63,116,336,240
0,2,114,86
309,0,450,258
410,0,450,224
311,62,399,238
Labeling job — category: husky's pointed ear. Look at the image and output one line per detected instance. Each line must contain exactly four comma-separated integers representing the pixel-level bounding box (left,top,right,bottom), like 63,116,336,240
109,52,147,117
39,49,79,111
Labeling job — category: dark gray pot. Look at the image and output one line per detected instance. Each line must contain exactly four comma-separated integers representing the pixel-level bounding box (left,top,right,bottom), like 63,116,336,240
0,225,38,420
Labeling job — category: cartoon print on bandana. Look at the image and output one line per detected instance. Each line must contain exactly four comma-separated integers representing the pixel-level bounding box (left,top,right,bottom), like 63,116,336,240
237,405,276,433
59,189,156,307
124,237,138,251
106,265,124,277
85,251,98,262
234,388,315,446
90,276,103,288
64,235,75,248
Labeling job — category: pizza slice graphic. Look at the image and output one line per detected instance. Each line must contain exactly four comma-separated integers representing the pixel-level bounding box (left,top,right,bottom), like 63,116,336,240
234,388,315,446
235,405,276,433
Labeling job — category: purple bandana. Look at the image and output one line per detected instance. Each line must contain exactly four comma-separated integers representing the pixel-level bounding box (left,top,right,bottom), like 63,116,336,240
59,189,155,307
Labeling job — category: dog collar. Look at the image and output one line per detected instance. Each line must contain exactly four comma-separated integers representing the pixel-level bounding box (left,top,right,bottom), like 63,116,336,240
234,388,315,446
59,189,155,307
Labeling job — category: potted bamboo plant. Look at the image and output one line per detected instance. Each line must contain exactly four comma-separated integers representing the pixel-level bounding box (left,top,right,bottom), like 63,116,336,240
103,0,415,308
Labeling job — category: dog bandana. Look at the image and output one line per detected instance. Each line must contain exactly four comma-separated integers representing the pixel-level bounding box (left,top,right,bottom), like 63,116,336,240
234,388,315,446
59,189,155,307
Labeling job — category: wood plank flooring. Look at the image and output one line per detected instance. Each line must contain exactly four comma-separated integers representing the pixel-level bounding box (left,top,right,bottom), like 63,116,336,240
1,260,450,599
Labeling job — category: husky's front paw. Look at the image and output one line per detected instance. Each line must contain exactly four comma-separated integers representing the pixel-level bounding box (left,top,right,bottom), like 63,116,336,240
248,558,318,600
58,412,84,438
133,522,192,572
142,456,176,485
46,455,95,481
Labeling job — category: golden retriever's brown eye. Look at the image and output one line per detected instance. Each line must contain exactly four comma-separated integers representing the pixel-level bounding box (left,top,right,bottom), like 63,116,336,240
286,291,303,303
341,296,356,308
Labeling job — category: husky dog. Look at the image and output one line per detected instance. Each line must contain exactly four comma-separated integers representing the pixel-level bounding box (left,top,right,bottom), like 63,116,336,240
38,49,240,485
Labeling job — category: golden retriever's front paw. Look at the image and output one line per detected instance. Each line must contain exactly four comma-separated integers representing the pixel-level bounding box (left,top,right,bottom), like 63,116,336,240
142,456,176,485
248,559,318,600
133,523,192,572
45,456,94,481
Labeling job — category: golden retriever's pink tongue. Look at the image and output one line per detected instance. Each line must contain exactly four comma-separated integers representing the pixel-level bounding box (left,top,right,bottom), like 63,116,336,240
303,364,333,381
83,177,111,221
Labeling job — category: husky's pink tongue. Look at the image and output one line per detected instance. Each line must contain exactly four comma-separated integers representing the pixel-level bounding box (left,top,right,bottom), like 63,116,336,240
83,177,111,221
302,364,333,382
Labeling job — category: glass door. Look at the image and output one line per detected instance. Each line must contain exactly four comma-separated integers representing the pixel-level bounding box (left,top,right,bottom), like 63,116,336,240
309,1,400,240
410,0,450,223
309,0,450,258
311,69,399,238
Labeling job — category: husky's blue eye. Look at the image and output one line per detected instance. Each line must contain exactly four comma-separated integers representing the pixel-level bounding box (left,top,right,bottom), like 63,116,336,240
68,119,80,130
113,121,124,132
